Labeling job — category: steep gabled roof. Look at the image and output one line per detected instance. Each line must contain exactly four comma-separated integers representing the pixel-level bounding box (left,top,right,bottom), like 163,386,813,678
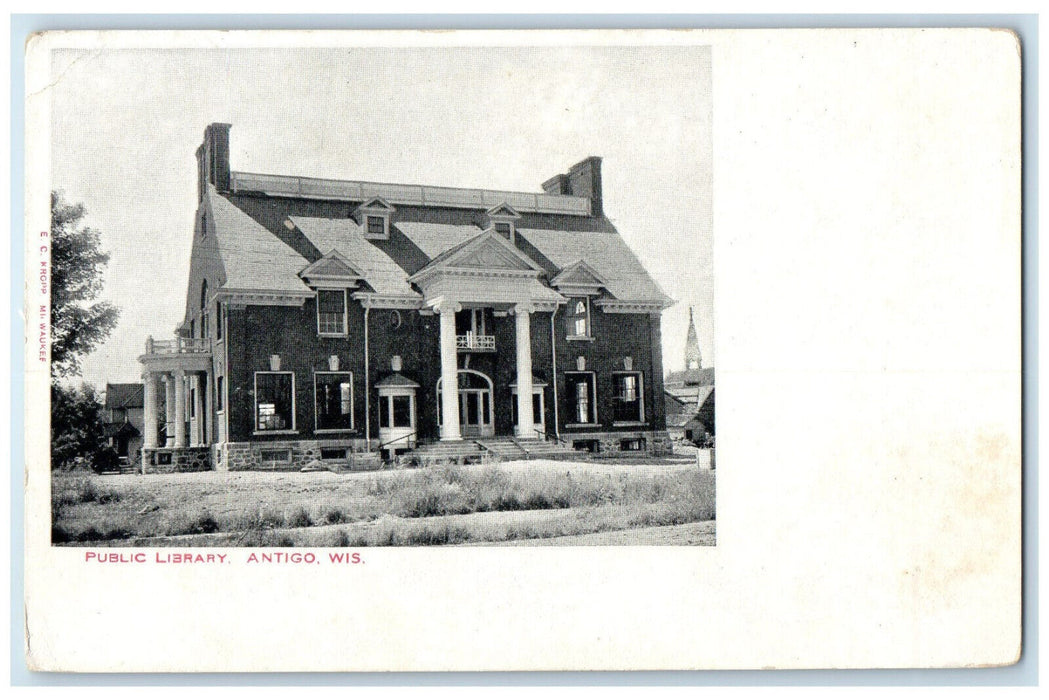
104,383,143,410
204,185,670,308
206,186,311,294
289,216,419,298
517,228,673,306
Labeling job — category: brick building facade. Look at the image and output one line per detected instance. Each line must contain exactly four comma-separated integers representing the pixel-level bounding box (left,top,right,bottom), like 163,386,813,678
139,123,674,471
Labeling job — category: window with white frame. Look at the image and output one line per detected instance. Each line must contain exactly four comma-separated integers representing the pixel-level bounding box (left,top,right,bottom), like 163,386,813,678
255,371,295,432
567,298,591,339
612,371,644,423
378,394,414,429
315,372,353,431
317,289,347,336
511,389,544,427
358,199,394,240
565,372,596,425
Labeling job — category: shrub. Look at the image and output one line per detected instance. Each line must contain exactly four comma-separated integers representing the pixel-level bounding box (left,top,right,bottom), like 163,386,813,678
187,512,219,534
323,507,345,525
287,506,313,528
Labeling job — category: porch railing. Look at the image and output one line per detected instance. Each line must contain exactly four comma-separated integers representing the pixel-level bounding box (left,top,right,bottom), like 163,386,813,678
456,333,496,351
145,337,212,354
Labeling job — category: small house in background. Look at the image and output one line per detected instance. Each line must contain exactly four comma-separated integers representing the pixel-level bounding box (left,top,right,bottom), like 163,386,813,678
102,383,145,467
665,307,715,446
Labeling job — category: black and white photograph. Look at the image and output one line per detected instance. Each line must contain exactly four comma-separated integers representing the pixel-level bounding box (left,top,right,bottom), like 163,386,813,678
42,42,714,547
22,28,1021,673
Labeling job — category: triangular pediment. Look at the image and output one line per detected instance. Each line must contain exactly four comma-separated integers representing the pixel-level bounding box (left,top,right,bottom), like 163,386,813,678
457,239,537,270
550,260,607,289
409,230,545,283
486,202,522,219
357,196,395,212
299,250,364,282
450,234,541,272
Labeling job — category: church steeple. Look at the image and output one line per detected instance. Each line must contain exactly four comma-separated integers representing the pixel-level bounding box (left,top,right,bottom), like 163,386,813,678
685,307,702,370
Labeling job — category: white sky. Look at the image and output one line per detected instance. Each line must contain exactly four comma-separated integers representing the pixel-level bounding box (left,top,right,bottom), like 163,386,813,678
49,44,713,387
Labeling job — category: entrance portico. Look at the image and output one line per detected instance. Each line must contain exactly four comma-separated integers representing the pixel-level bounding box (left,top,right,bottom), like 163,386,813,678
409,228,565,442
138,336,214,470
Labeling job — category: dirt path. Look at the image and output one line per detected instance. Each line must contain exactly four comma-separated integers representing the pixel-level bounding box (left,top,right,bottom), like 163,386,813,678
474,520,716,546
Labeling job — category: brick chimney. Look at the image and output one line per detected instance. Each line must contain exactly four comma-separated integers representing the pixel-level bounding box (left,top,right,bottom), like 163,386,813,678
541,156,603,217
196,123,232,199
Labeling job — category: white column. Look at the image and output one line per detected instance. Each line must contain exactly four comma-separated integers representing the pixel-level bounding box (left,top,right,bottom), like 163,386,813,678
142,372,159,449
192,373,203,445
437,300,462,441
204,372,214,446
164,374,176,447
174,369,187,448
514,303,535,438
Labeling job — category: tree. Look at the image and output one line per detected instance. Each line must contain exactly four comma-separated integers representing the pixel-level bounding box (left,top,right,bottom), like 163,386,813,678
50,191,119,379
50,382,119,472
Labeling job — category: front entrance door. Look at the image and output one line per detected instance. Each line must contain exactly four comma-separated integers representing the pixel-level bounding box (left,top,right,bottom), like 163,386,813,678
460,388,493,438
437,370,495,439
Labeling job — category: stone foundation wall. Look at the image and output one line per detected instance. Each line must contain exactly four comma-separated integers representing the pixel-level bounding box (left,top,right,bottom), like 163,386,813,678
215,439,378,472
141,447,211,474
561,430,673,457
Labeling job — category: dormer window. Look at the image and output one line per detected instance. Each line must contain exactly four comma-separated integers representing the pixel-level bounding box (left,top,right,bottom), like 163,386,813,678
367,216,386,236
486,202,522,244
356,197,395,240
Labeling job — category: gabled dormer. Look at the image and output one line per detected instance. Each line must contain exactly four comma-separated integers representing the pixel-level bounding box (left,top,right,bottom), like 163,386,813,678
486,202,522,244
550,259,607,297
355,196,396,240
299,250,365,289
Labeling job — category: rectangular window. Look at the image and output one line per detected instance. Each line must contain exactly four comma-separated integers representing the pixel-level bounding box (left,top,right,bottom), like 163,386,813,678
216,302,223,341
216,376,224,412
512,392,544,426
255,372,295,432
567,298,590,339
315,372,353,431
379,396,390,428
612,372,644,423
317,289,347,335
392,395,412,428
494,222,512,238
565,372,596,424
367,215,386,236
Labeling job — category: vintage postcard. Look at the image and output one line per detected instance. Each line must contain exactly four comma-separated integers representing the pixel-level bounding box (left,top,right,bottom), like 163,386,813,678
23,28,1020,672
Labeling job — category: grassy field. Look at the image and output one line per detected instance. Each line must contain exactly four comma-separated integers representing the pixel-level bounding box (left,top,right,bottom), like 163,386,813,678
51,459,715,547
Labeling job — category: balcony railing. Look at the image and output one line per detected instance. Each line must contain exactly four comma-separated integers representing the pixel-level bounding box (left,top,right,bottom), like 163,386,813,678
145,337,212,355
456,333,496,351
